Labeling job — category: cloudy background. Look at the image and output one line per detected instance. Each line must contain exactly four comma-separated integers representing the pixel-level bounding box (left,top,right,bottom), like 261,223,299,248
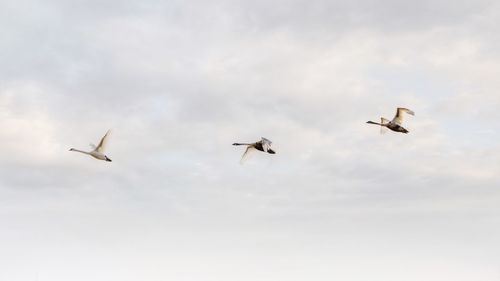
1,0,500,280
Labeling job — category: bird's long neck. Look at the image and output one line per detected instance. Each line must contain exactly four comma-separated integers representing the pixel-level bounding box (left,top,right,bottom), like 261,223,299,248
366,121,389,127
70,148,90,155
233,143,252,146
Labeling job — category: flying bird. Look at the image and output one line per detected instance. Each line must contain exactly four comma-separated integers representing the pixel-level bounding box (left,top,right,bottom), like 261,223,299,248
69,130,112,162
367,107,415,134
233,137,276,163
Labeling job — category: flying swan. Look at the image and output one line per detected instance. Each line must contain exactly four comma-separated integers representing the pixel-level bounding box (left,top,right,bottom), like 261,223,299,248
367,107,415,134
69,130,112,162
232,137,276,162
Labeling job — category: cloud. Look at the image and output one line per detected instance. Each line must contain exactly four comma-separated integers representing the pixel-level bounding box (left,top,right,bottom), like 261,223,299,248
1,0,500,280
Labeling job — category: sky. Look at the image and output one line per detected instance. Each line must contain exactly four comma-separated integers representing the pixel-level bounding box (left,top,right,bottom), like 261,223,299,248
1,0,500,280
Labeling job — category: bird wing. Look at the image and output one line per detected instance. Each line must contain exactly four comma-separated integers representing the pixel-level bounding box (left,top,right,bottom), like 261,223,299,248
379,117,389,134
392,108,414,125
89,143,97,150
261,137,272,152
95,130,111,153
240,146,256,164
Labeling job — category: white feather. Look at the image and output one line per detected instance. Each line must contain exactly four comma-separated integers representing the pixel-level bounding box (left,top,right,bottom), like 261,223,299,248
95,130,111,153
392,108,414,125
261,137,272,152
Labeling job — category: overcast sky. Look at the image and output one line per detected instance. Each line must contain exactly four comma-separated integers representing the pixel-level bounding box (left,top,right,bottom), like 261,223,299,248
1,0,500,280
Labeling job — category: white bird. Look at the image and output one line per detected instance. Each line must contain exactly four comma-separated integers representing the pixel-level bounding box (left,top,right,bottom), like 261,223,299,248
367,107,415,134
232,137,276,162
69,130,112,162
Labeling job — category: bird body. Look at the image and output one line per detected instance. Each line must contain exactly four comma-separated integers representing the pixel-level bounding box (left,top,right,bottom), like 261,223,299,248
70,130,112,162
367,108,414,134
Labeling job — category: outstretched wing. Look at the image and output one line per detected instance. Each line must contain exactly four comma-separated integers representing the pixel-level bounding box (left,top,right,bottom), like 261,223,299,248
240,146,255,164
95,130,111,153
261,137,272,152
380,117,389,134
392,108,415,125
